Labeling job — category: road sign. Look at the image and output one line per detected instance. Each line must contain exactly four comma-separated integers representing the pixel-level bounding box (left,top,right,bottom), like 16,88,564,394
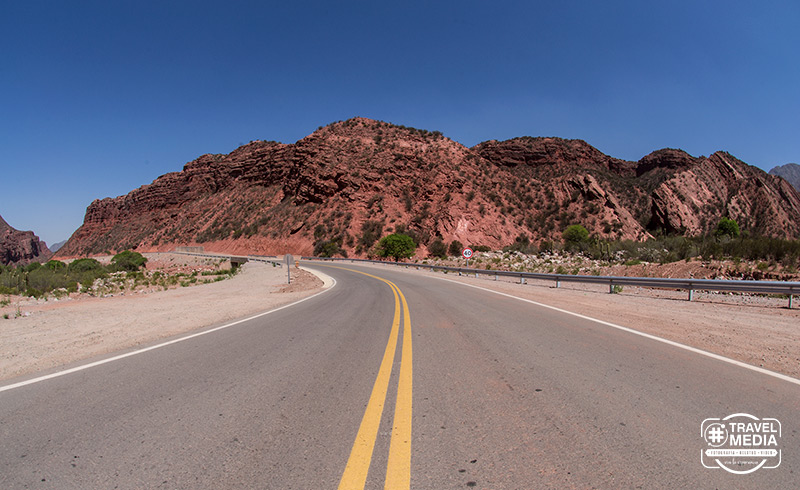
285,254,293,284
462,247,473,259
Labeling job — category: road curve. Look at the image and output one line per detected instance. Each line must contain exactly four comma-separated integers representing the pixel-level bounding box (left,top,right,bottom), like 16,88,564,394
1,263,797,489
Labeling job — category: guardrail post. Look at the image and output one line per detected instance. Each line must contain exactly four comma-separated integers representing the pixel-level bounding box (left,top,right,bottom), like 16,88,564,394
609,282,614,294
688,289,694,301
520,276,526,284
494,273,498,281
790,294,794,309
556,278,561,288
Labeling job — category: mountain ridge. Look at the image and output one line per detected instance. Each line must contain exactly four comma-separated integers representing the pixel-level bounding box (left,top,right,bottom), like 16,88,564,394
0,215,53,266
56,117,800,258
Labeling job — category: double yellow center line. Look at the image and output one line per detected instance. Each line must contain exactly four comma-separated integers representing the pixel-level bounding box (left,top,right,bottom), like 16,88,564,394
333,268,413,490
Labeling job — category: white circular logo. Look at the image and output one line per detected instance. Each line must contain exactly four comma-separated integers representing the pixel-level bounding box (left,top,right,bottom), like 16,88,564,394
704,423,728,447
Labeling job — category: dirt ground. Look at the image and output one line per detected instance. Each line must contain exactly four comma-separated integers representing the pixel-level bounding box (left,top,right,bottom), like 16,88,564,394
0,254,327,381
351,261,800,380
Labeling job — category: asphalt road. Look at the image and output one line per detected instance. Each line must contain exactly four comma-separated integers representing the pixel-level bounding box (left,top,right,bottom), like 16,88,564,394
1,263,798,489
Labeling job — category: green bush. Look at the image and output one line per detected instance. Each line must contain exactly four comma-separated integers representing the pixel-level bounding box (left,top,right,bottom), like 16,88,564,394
24,262,42,272
376,234,416,261
45,260,67,272
503,234,537,254
68,258,104,273
314,239,346,258
563,224,590,244
715,217,741,239
470,245,491,253
111,250,148,272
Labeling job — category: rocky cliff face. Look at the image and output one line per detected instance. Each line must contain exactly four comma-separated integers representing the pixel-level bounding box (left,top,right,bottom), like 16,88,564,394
57,117,800,258
648,151,800,237
770,163,800,192
0,215,53,266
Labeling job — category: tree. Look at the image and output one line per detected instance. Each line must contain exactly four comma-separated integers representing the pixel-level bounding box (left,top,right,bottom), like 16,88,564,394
376,233,416,261
715,217,740,239
448,240,464,257
111,250,148,272
44,260,67,272
67,258,104,273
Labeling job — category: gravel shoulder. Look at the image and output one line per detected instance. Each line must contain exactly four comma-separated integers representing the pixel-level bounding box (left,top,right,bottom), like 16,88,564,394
349,261,800,380
0,255,327,381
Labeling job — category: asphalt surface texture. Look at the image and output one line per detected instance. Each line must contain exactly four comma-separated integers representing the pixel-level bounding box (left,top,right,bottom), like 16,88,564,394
1,262,797,489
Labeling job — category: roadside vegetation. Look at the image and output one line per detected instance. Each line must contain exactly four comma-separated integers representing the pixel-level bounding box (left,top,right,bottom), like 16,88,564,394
415,218,800,280
0,251,238,301
281,214,798,279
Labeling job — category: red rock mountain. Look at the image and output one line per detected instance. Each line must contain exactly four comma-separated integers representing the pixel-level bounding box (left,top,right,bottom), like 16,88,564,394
0,215,53,266
57,118,800,258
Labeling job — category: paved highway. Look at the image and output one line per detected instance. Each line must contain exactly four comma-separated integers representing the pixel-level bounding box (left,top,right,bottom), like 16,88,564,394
1,263,797,489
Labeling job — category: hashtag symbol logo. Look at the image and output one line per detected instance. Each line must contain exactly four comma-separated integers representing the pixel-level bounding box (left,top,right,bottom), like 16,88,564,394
707,425,725,444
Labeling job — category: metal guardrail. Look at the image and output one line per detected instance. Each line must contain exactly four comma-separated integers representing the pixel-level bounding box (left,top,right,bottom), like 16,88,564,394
170,251,282,267
302,256,799,309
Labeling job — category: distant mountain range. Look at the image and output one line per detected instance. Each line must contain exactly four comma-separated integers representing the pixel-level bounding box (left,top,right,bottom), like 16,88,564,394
769,163,800,192
49,240,68,253
0,215,52,266
55,117,800,258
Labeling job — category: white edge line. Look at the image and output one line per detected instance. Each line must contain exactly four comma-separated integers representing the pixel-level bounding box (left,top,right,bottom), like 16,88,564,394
428,274,800,387
0,276,337,393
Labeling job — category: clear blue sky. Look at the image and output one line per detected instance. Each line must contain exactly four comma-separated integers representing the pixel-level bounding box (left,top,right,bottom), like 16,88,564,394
2,1,799,246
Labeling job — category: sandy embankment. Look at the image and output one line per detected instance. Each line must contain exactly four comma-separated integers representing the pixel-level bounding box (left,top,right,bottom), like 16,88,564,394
0,254,328,381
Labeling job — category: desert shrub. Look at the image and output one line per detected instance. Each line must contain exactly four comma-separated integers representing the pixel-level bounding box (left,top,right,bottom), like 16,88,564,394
503,234,537,254
27,266,70,292
539,240,555,253
314,239,347,258
359,220,384,249
448,240,464,257
428,239,447,259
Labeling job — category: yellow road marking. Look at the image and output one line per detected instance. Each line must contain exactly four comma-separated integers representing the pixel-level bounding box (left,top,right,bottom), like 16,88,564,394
337,282,400,489
385,282,412,490
320,265,413,490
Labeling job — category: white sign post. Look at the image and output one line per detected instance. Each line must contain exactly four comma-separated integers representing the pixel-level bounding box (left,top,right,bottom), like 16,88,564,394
462,247,473,268
285,254,293,284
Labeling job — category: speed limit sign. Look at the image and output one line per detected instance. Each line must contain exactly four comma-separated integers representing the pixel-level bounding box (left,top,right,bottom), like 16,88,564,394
462,247,474,259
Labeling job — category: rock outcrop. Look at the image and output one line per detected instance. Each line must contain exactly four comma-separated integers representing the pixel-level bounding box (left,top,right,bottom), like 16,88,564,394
0,215,53,266
57,118,800,258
